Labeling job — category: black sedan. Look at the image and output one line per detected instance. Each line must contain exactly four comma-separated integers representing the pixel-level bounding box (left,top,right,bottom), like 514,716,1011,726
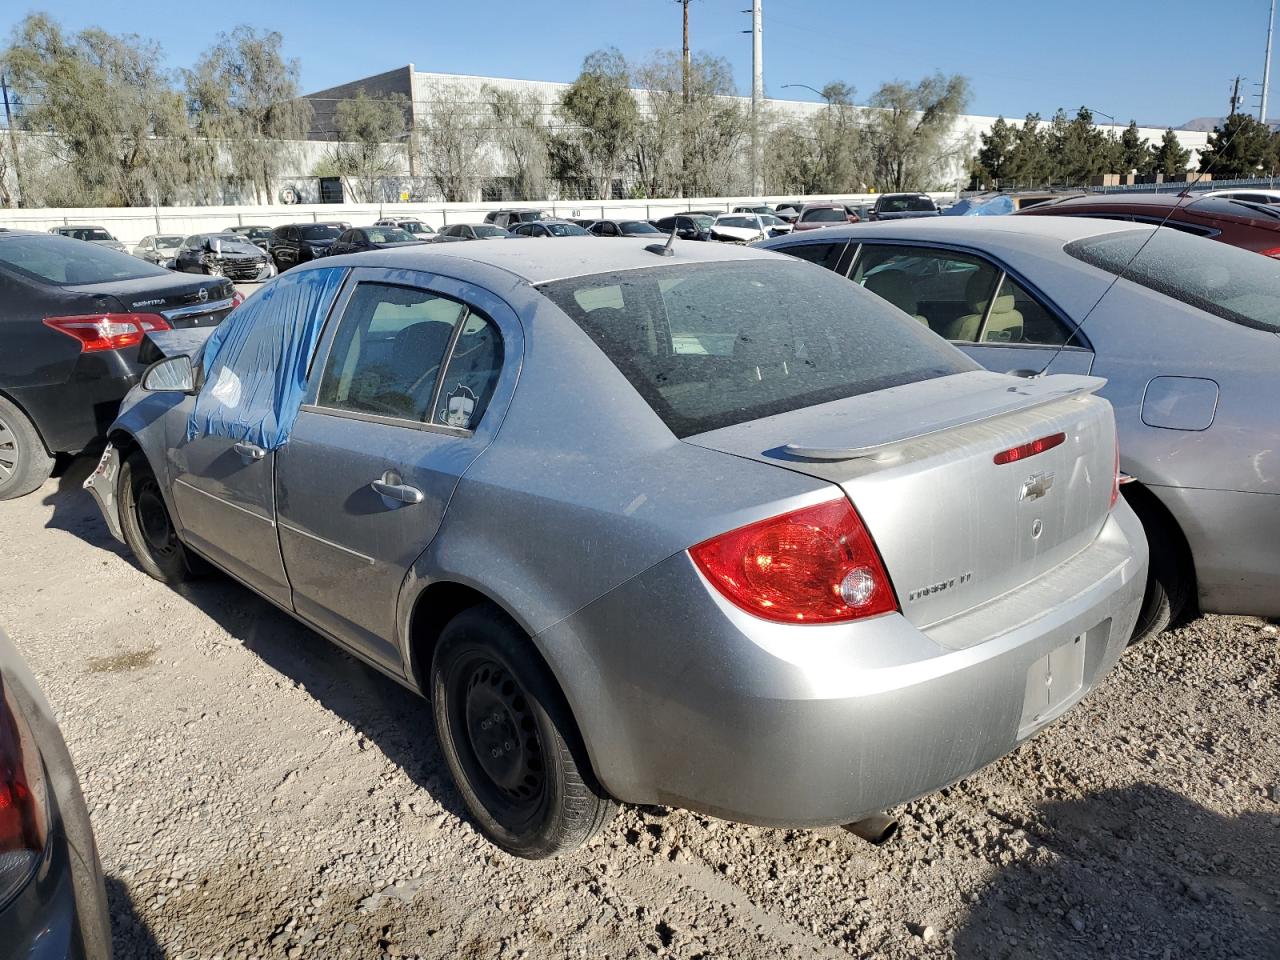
267,223,345,271
327,226,426,256
587,219,662,238
651,213,714,241
173,234,275,282
226,225,274,251
0,628,111,959
509,220,591,238
0,231,239,499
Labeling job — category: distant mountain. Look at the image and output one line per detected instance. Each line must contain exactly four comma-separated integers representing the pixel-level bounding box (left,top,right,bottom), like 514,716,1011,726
1182,115,1280,131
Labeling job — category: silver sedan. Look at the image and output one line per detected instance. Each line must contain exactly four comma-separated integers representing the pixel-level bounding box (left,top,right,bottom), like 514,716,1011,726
85,237,1146,858
760,218,1280,640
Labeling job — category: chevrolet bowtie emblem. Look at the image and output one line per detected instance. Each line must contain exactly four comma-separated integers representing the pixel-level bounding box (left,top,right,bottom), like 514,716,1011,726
1020,471,1055,502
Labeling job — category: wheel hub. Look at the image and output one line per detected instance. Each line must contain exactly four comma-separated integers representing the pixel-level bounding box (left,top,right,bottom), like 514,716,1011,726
136,481,176,557
462,662,542,801
0,415,15,482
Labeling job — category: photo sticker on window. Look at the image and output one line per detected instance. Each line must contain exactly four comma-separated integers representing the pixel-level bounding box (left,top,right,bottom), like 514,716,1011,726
442,383,478,429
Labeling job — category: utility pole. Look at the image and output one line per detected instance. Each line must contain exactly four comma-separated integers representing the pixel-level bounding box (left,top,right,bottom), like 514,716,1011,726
680,0,691,105
0,73,25,208
1263,0,1275,124
749,0,763,195
1231,75,1244,116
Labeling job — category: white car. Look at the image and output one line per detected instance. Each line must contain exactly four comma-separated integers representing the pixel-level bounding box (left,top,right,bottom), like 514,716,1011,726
1198,188,1280,205
710,214,790,244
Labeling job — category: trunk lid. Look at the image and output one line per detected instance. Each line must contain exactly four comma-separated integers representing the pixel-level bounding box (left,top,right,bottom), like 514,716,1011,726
686,370,1116,631
64,274,236,329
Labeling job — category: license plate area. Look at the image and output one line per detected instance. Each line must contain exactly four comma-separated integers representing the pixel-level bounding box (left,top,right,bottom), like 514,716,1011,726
1018,633,1087,737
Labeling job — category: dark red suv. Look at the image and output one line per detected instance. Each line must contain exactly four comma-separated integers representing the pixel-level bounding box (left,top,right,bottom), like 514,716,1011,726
1017,193,1280,257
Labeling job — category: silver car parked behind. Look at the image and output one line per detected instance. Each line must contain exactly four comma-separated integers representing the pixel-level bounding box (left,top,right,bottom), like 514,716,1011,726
86,238,1146,858
760,217,1280,640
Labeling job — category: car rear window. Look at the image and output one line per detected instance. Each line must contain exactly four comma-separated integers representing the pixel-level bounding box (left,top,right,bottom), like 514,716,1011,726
801,207,847,222
539,260,975,437
60,227,114,241
0,234,168,284
301,225,342,241
877,196,937,213
1065,228,1280,333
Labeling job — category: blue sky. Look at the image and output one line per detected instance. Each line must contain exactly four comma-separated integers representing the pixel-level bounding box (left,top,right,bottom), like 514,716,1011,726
1,0,1269,127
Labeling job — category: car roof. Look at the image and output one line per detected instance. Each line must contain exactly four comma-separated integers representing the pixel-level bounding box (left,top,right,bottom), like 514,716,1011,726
758,214,1146,255
1036,193,1195,208
310,234,786,284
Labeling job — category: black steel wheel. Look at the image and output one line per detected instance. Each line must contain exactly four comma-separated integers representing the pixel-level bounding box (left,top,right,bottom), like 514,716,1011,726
432,606,617,858
0,395,54,501
118,450,201,584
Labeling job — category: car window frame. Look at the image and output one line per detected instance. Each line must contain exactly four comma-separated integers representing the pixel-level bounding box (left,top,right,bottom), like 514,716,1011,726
300,266,521,439
843,238,1092,352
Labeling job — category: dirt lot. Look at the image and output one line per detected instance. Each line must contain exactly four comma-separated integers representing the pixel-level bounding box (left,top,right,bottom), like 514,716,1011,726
1,457,1278,960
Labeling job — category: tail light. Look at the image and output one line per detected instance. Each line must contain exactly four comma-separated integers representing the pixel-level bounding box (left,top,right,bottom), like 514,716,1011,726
43,313,169,353
689,497,898,624
1258,246,1280,259
231,290,246,308
993,432,1065,465
0,682,48,905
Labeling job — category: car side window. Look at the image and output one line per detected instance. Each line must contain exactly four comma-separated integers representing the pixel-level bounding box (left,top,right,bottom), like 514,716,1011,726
852,244,1000,340
432,313,504,430
981,274,1073,346
784,242,847,272
316,283,467,423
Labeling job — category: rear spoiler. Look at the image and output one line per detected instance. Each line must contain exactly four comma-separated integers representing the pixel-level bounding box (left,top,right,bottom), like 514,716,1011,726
782,374,1106,462
137,327,214,366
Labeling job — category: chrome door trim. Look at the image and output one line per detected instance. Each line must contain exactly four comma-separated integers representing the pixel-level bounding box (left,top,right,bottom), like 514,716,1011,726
172,476,276,527
278,520,376,564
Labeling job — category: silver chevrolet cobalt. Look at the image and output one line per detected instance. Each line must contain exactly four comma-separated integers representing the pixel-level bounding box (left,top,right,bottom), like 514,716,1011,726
86,238,1147,858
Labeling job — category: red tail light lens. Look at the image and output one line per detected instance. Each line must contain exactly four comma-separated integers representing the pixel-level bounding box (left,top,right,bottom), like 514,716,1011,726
993,432,1066,465
689,497,898,624
0,682,48,904
1259,246,1280,259
231,290,246,308
43,313,169,353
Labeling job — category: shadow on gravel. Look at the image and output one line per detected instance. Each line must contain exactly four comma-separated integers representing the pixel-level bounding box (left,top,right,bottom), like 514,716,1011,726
953,784,1280,960
40,451,127,556
176,573,472,824
107,875,165,959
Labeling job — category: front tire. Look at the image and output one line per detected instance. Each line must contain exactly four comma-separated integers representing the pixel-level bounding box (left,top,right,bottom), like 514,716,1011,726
0,396,55,501
431,607,617,858
118,451,200,584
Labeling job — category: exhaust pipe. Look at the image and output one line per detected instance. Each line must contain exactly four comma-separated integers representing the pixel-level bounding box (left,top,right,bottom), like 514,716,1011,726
843,814,899,845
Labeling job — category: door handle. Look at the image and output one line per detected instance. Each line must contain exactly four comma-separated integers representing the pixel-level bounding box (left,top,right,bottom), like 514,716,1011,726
233,441,266,461
371,473,424,505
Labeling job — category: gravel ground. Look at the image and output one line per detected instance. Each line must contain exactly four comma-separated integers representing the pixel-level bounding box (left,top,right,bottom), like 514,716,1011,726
1,457,1277,960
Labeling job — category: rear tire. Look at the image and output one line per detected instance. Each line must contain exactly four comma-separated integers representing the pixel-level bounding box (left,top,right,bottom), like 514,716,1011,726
1124,487,1194,644
431,606,617,858
0,396,55,501
118,451,201,584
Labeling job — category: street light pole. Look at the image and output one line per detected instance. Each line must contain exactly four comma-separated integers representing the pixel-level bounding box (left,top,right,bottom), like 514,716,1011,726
750,0,763,196
781,82,831,105
1263,0,1276,124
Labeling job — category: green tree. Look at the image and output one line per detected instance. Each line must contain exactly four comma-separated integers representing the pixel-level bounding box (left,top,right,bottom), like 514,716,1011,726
974,115,1015,186
556,48,638,198
1198,113,1273,177
865,72,971,191
2,13,193,206
331,89,407,202
1151,128,1192,177
1117,121,1154,176
1048,107,1114,185
186,26,311,204
1004,113,1051,187
484,84,548,200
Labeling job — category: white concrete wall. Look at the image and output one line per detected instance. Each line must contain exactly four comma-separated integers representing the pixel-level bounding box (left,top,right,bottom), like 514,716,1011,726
0,194,932,247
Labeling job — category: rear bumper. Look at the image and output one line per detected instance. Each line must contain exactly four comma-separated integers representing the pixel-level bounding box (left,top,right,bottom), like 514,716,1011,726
6,350,141,455
536,501,1148,827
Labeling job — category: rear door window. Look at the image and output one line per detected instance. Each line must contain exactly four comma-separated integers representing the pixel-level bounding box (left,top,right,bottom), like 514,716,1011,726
316,283,467,423
853,244,1000,339
781,241,847,272
539,261,973,437
432,314,504,430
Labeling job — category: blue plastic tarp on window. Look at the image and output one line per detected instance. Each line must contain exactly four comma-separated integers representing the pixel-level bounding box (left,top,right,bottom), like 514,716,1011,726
187,267,347,449
942,195,1016,216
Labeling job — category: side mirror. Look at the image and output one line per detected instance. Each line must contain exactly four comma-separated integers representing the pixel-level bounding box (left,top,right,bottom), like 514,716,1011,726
142,355,196,394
